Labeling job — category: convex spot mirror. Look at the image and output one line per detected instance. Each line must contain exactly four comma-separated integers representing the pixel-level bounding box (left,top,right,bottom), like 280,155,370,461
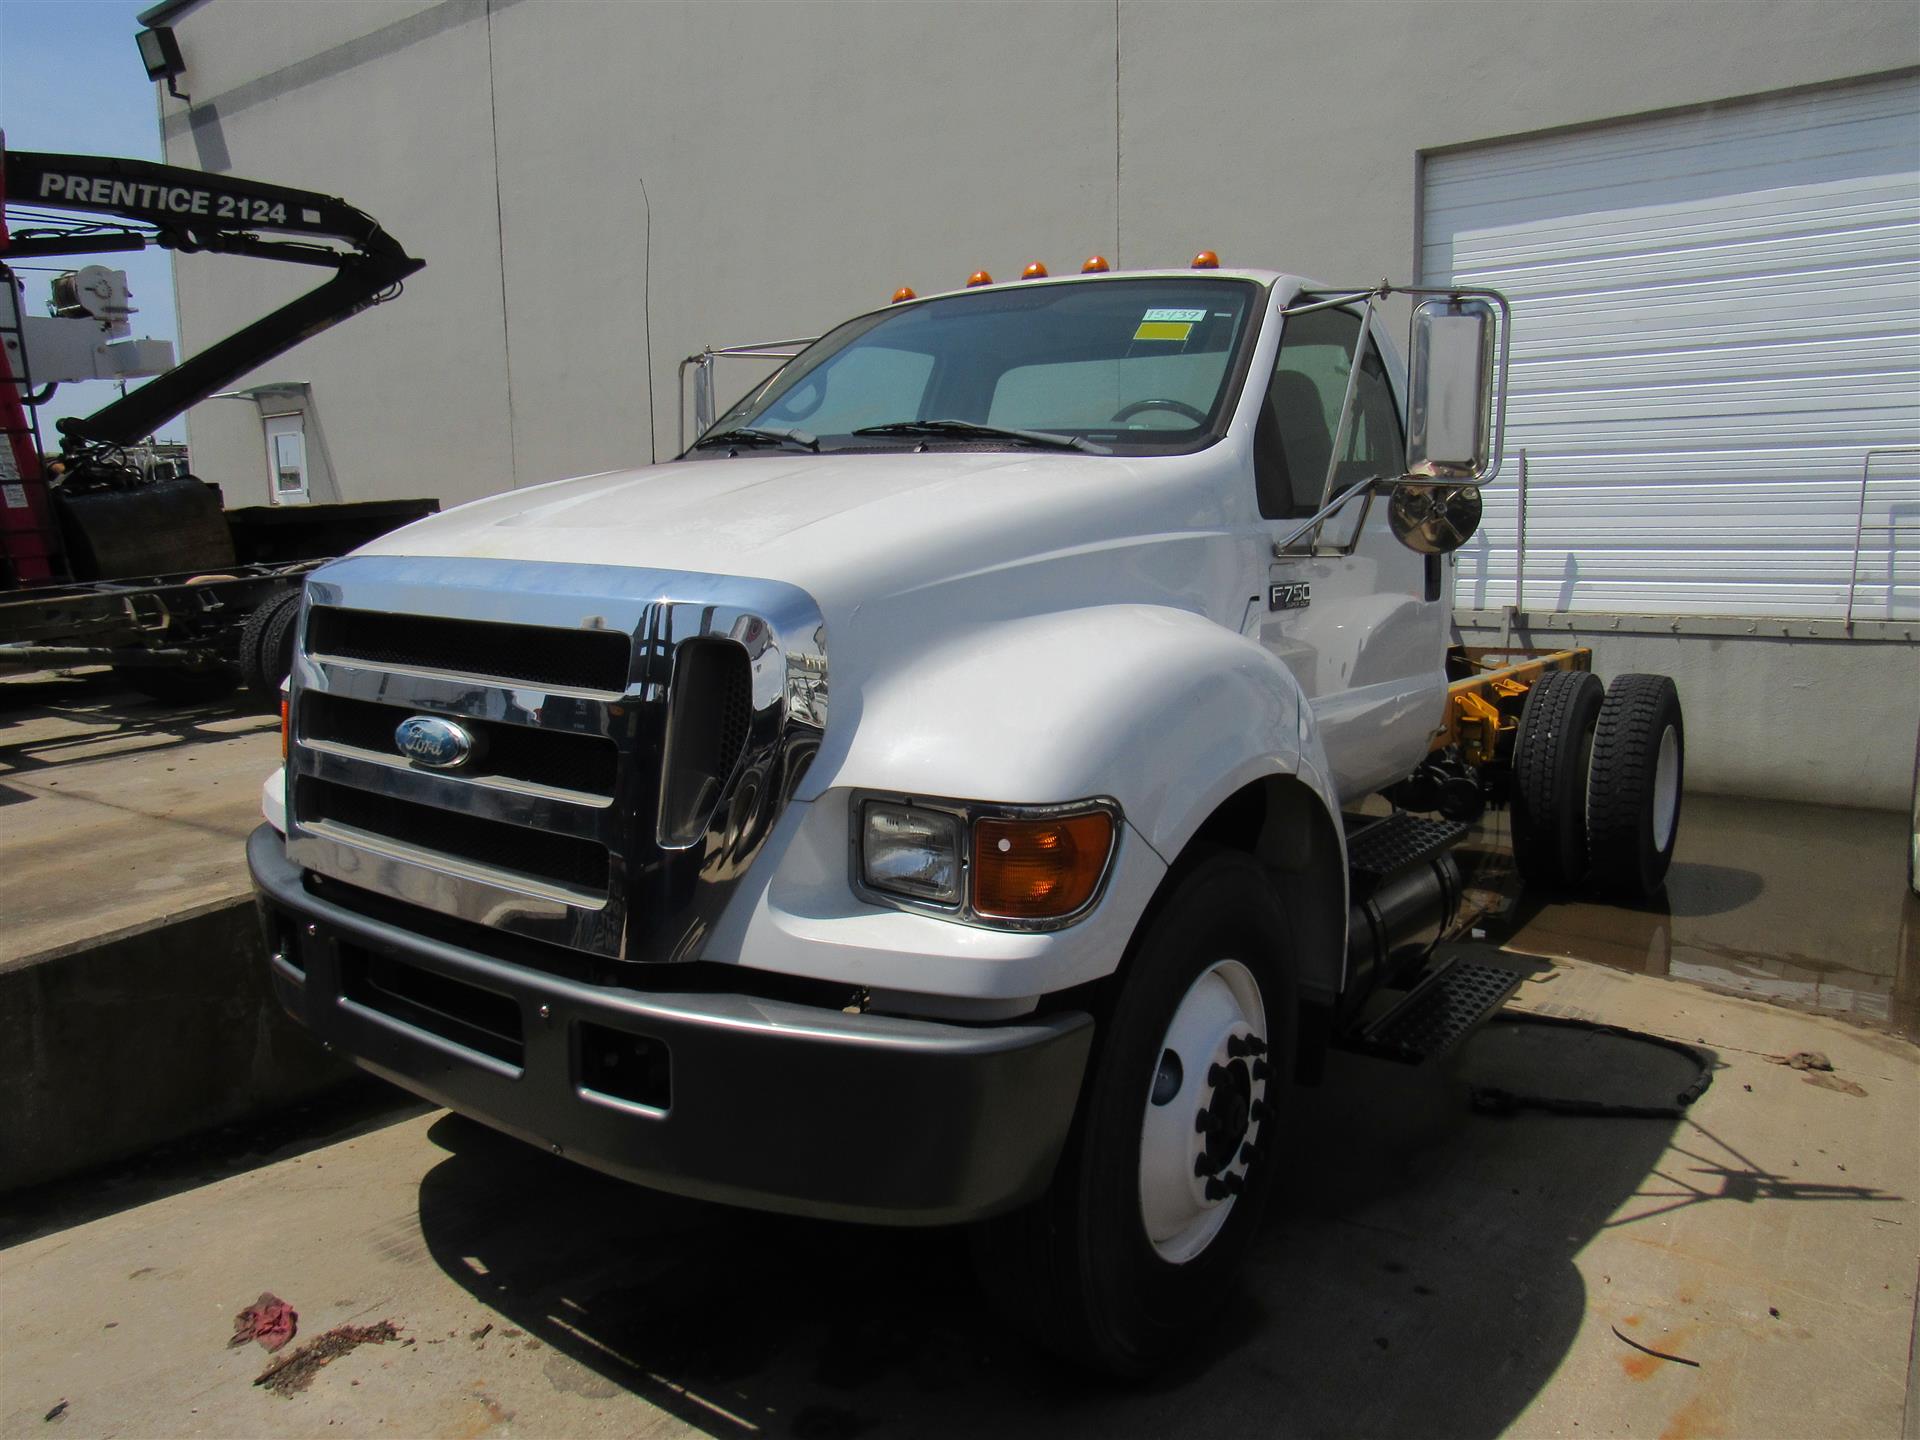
1405,298,1495,481
1388,481,1482,554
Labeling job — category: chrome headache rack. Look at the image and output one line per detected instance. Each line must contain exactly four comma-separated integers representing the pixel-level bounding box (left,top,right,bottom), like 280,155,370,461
282,556,827,963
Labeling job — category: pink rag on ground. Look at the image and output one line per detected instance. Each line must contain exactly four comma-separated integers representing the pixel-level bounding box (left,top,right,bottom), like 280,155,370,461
229,1292,298,1353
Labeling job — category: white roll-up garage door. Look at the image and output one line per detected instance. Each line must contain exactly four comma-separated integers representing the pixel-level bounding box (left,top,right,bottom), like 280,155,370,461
1422,73,1920,621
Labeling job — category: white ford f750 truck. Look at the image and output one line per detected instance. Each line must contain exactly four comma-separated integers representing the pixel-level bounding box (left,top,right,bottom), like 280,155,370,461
249,260,1684,1373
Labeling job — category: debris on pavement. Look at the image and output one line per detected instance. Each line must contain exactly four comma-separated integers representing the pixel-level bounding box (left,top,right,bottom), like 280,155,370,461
469,1322,493,1343
229,1292,298,1352
43,1400,68,1422
1771,1051,1834,1071
1610,1324,1700,1368
253,1320,401,1397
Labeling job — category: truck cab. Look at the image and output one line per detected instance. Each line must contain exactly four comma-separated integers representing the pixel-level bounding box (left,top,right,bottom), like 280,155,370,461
249,261,1679,1373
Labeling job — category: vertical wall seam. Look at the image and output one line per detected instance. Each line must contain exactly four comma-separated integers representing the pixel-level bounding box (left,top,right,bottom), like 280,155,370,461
483,0,519,488
637,170,656,463
1113,0,1122,266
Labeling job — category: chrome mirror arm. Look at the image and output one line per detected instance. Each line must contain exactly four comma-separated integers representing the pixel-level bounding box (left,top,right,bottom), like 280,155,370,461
1271,473,1391,556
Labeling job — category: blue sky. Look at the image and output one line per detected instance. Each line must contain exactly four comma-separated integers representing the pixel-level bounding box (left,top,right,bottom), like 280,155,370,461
3,0,185,440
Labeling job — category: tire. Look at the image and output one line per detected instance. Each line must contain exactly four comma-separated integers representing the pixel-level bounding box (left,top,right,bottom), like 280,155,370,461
971,847,1299,1376
258,594,301,693
114,662,242,705
1586,674,1685,900
238,589,301,702
1510,668,1605,890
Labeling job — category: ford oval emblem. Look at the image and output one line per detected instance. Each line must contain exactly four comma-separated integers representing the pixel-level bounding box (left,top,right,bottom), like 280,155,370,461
394,714,476,770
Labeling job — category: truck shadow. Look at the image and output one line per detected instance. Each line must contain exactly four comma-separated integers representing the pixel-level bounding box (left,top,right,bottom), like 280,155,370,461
413,1010,1890,1438
0,667,270,773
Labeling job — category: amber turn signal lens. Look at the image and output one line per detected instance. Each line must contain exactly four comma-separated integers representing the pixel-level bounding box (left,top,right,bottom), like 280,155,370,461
972,811,1114,920
280,698,290,760
1081,255,1110,273
891,286,916,303
1190,249,1220,269
1021,260,1048,279
966,269,993,287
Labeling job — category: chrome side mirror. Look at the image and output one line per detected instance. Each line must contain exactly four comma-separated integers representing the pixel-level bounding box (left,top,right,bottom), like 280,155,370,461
1405,298,1496,481
1387,481,1482,553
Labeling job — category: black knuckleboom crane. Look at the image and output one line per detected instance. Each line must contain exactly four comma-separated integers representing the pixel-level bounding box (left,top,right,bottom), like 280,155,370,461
0,146,432,701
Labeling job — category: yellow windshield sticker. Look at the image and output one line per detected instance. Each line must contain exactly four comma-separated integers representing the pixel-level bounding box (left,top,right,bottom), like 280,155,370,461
1134,307,1207,342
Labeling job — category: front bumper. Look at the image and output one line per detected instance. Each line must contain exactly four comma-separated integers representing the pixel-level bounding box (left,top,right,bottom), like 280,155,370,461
248,825,1093,1225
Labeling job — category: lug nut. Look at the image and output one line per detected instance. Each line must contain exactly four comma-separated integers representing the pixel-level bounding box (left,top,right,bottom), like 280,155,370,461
1240,1142,1259,1166
1222,1171,1244,1195
1205,1177,1228,1201
538,1004,552,1021
1208,1063,1230,1087
1245,1034,1267,1056
1194,1152,1217,1177
1250,1099,1274,1123
1227,1034,1249,1058
1194,1108,1213,1135
1253,1059,1271,1082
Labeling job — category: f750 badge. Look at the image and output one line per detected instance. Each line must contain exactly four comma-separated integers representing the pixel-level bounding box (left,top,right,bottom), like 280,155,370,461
1268,582,1311,612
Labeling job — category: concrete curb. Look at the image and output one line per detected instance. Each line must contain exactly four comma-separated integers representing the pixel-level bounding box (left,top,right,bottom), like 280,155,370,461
0,895,356,1194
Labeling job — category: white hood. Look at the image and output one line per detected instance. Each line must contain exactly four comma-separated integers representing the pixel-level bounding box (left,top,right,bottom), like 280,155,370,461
355,450,1241,623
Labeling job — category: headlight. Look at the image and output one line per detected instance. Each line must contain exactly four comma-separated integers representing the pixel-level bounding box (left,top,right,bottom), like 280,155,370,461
861,801,963,905
855,794,1119,928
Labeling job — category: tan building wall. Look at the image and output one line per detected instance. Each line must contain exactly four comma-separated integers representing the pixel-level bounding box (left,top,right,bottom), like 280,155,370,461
152,0,1920,807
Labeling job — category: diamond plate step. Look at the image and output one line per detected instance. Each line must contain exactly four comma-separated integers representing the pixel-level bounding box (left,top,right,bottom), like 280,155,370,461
1350,955,1526,1065
1344,812,1469,895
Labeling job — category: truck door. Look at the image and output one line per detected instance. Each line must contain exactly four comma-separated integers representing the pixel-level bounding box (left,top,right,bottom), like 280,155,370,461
1252,305,1448,801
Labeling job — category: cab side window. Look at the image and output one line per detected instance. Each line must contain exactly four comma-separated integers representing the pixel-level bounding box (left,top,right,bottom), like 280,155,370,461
1255,309,1404,519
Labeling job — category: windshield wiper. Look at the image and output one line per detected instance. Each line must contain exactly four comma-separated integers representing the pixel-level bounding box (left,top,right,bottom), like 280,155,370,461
690,425,819,453
852,419,1105,453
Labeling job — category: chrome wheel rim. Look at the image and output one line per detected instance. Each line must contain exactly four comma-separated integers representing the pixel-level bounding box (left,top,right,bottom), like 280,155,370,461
1652,724,1680,852
1138,958,1268,1264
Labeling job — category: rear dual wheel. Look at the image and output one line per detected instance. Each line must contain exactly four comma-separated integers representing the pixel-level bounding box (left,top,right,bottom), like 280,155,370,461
1511,669,1605,889
1510,669,1684,900
238,589,302,702
1586,674,1684,899
972,849,1297,1376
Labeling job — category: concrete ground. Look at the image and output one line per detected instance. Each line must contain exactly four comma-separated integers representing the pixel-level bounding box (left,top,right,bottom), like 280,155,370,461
2,953,1914,1439
2,673,1916,1436
0,668,279,963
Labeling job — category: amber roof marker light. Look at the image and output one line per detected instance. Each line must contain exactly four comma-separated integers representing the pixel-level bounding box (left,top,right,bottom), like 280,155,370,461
1081,255,1111,273
891,286,916,304
1021,261,1049,279
1190,250,1220,269
966,269,994,287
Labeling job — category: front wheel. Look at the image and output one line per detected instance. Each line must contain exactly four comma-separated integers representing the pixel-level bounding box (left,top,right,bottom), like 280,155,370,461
972,847,1298,1375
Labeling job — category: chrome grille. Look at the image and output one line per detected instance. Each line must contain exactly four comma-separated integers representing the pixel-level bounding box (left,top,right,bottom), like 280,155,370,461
298,776,612,894
307,605,631,692
301,690,619,798
283,556,828,962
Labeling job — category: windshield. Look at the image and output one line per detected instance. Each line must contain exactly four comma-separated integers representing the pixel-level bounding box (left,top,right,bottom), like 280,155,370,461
700,277,1264,457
